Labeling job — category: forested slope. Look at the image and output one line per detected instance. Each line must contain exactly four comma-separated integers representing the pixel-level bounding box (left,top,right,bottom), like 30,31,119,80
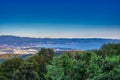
0,43,120,80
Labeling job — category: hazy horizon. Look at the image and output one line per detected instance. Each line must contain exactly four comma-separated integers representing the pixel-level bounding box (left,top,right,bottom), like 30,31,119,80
1,34,120,40
0,0,120,39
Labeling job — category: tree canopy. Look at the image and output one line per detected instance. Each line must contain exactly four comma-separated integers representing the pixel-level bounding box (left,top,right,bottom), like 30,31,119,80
0,44,120,80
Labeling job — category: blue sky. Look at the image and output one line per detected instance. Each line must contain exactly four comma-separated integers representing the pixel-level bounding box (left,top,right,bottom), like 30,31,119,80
0,0,120,38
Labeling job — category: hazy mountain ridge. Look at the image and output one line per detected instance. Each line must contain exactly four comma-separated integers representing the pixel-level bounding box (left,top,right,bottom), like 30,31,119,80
0,35,120,47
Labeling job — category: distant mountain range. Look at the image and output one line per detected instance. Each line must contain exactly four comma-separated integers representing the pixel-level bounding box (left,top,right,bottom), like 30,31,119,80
0,35,120,46
0,35,120,50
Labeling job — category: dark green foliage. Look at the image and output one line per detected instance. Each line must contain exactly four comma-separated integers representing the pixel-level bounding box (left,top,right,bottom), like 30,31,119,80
46,43,120,80
38,48,55,57
26,48,55,80
100,43,120,56
26,55,46,80
0,72,7,80
12,62,40,80
46,54,77,80
0,44,120,80
0,48,55,80
38,48,55,63
0,58,23,79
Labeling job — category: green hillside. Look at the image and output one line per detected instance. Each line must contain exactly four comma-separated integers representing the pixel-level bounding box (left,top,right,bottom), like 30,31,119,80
0,43,120,80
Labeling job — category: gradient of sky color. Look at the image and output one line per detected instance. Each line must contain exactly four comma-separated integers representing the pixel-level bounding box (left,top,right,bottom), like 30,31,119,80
0,0,120,39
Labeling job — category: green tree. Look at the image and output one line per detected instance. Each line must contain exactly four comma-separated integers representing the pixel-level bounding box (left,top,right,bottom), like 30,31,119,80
0,58,23,79
27,55,46,80
46,54,81,80
100,43,120,56
38,48,55,62
46,52,94,80
26,48,55,80
12,62,40,80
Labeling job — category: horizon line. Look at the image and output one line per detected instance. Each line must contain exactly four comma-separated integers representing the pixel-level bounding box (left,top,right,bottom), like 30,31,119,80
0,35,120,40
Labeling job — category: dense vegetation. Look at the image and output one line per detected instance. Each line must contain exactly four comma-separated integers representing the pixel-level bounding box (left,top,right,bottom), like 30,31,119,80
0,43,120,80
0,54,33,60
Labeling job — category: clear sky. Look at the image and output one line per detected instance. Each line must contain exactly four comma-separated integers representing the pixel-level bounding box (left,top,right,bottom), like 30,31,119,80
0,0,120,39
